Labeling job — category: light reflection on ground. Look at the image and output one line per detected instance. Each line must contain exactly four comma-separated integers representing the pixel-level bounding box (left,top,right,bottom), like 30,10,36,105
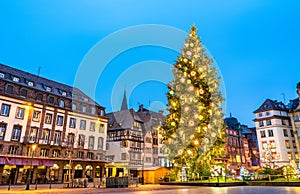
123,186,300,194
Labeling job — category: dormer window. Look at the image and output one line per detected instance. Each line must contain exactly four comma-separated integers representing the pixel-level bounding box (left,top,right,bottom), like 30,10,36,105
62,91,67,96
28,81,34,87
13,77,20,82
0,73,4,78
46,86,52,92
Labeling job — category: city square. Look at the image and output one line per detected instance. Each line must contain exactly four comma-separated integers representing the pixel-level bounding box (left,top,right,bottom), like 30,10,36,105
0,0,300,193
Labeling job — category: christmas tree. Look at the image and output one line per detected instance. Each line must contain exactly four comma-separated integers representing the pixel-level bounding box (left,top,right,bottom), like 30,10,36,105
161,25,226,174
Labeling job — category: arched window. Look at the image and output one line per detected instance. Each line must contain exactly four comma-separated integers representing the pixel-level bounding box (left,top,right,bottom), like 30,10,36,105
20,88,28,98
36,93,43,102
48,96,55,104
5,84,14,94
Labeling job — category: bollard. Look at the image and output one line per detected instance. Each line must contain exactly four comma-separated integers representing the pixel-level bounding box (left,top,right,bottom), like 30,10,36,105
49,178,52,189
8,179,11,190
35,180,38,190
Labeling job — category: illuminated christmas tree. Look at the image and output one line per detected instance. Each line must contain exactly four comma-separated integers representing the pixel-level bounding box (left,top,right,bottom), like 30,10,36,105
161,25,226,174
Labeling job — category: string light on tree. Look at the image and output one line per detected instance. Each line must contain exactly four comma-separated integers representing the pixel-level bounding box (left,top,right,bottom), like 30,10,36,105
161,24,226,175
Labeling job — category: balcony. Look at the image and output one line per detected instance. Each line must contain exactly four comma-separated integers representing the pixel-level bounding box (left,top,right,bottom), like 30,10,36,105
39,139,49,145
50,141,60,146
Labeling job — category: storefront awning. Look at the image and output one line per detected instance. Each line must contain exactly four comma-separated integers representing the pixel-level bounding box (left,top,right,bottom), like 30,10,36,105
0,157,54,167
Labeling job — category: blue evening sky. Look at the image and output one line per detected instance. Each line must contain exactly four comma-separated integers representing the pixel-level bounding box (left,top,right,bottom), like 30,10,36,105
0,0,299,126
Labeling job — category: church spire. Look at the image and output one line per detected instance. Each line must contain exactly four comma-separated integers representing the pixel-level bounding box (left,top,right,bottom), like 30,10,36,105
121,90,128,111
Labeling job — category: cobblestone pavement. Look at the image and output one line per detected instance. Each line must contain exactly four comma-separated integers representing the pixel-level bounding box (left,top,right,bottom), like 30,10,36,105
1,184,300,194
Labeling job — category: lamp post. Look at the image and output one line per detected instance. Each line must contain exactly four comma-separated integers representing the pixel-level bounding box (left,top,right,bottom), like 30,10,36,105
142,152,144,185
25,144,37,190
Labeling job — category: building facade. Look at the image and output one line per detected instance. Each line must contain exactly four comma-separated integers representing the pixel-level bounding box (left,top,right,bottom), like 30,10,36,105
136,105,170,168
253,99,297,167
220,116,259,175
0,64,108,184
105,109,144,178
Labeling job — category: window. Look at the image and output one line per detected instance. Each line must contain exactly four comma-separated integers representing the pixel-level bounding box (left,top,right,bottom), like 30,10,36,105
0,123,7,140
270,140,276,149
1,104,10,116
46,86,52,92
285,140,291,149
69,118,76,128
121,153,127,160
58,99,65,108
57,115,63,126
32,111,41,122
41,129,50,144
62,91,67,96
146,137,152,143
146,157,151,163
90,122,95,131
260,130,266,138
80,120,86,130
52,149,60,158
266,112,270,116
20,88,28,98
133,121,140,128
283,129,288,137
258,113,263,117
296,152,299,160
293,140,297,148
53,131,61,145
45,113,52,124
153,138,158,145
11,125,22,141
87,152,94,159
77,151,84,159
290,130,294,137
78,135,85,147
98,137,103,150
99,124,104,133
287,152,292,160
68,133,75,145
106,143,109,150
28,81,34,87
5,85,14,94
268,129,274,137
13,76,19,82
153,148,158,154
48,96,54,104
282,120,287,125
36,93,43,101
29,127,38,142
100,109,104,116
82,105,87,113
0,72,4,78
295,114,300,122
8,146,19,155
91,107,95,114
88,136,94,149
40,148,49,157
15,107,25,119
72,103,77,111
266,120,272,126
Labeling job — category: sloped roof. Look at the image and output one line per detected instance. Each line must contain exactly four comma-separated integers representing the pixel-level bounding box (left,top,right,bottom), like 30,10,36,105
224,117,240,130
253,99,287,113
136,105,165,132
0,63,102,107
107,109,143,131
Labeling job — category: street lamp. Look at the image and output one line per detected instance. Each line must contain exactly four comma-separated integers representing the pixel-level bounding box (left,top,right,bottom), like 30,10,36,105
141,152,144,185
25,144,37,190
